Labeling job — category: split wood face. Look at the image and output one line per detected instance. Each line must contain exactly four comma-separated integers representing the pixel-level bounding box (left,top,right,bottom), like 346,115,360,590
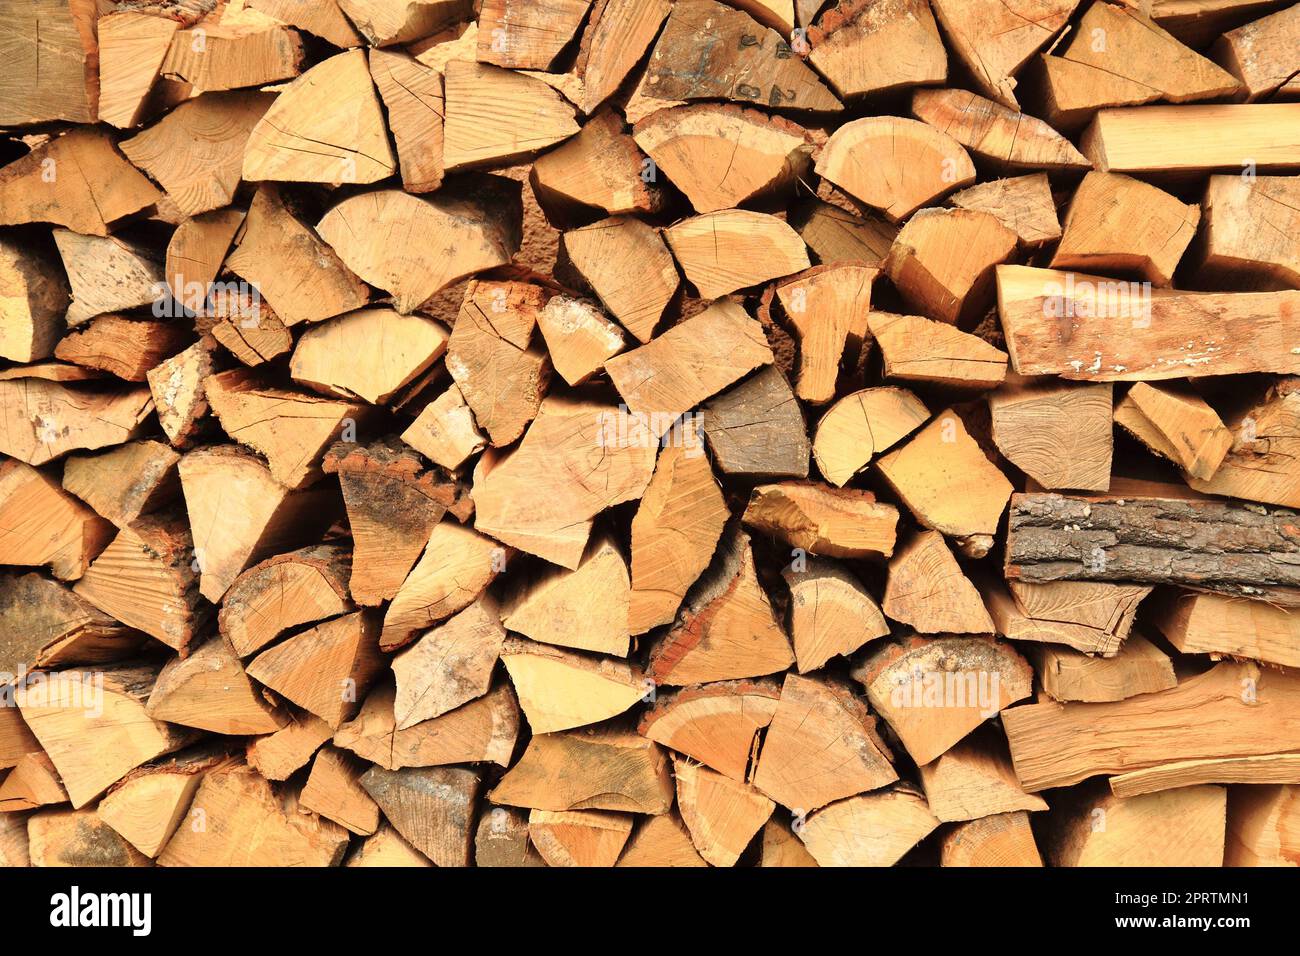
2,0,1297,872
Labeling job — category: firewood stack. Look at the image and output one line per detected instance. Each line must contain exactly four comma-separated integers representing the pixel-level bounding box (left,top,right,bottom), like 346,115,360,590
1,0,1298,870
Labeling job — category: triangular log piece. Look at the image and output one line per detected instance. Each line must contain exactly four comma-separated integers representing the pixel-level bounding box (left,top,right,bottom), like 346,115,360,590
247,610,385,729
476,0,592,69
644,0,840,112
0,751,68,812
1030,631,1177,703
869,311,1008,390
245,712,334,781
788,196,898,267
146,638,287,735
391,598,503,728
576,0,672,114
1215,4,1300,101
807,0,947,99
316,180,522,313
816,116,974,221
741,482,899,559
674,758,774,867
443,60,579,170
358,765,481,866
1148,589,1300,669
988,378,1113,492
1193,174,1300,291
876,411,1012,557
1225,784,1300,866
248,0,365,48
950,173,1062,248
664,210,811,299
219,545,352,658
812,387,928,486
753,673,897,811
702,366,809,480
617,812,708,866
1114,382,1233,480
941,811,1044,866
336,0,472,47
159,20,304,92
16,665,194,808
883,531,995,635
562,216,679,343
157,764,349,866
912,88,1090,170
53,229,162,328
851,635,1033,765
400,384,487,472
0,573,140,672
798,788,940,865
299,746,380,836
334,681,520,770
773,263,878,404
0,458,113,581
62,440,179,528
490,727,673,814
984,578,1149,656
532,108,664,220
28,807,152,867
178,444,340,601
72,512,206,654
528,808,633,866
1186,377,1300,507
369,48,445,194
474,807,545,867
0,235,68,363
501,636,646,733
646,527,795,685
348,823,435,866
782,557,890,672
638,679,781,781
534,294,627,386
147,336,219,449
759,819,819,867
916,725,1048,822
1042,782,1226,866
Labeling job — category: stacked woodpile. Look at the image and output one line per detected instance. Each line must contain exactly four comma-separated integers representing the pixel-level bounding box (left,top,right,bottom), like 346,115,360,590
1,0,1299,869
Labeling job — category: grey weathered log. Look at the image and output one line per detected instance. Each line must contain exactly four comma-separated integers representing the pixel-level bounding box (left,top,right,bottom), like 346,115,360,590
702,366,809,480
1005,493,1300,590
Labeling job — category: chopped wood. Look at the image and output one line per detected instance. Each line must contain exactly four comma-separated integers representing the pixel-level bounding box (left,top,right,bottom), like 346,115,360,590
1215,3,1300,101
1042,783,1226,866
1194,174,1300,290
0,235,67,364
917,727,1047,822
989,378,1113,491
0,573,139,672
996,264,1300,380
249,0,365,48
54,230,162,328
359,765,480,866
246,713,334,781
0,458,113,581
774,263,877,403
1186,377,1300,507
474,807,544,867
783,557,890,671
53,315,190,383
369,48,445,194
1150,589,1300,669
807,0,947,99
337,0,471,47
147,638,286,735
0,750,68,812
1114,381,1233,480
443,60,579,170
381,520,501,649
532,108,663,219
529,808,633,866
299,746,380,836
0,378,154,467
1225,784,1300,866
759,819,818,867
701,366,808,479
665,210,811,299
160,22,304,92
0,0,98,125
576,0,672,113
147,337,218,449
674,758,774,867
950,174,1062,248
477,0,592,69
618,812,708,866
391,598,503,728
562,216,679,343
501,636,646,732
1112,754,1300,799
743,482,899,559
812,387,927,486
401,384,487,471
1032,631,1176,703
1082,103,1300,174
941,811,1043,866
883,530,995,634
797,788,939,866
534,294,626,385
29,807,152,867
868,311,1008,390
97,748,234,858
218,545,352,658
638,679,780,780
985,578,1149,656
912,88,1090,171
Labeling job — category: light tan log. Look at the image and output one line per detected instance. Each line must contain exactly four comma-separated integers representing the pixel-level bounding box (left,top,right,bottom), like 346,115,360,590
563,216,679,343
1215,4,1300,101
443,60,578,170
665,210,810,299
1225,784,1300,866
576,0,672,114
984,578,1150,656
1033,632,1178,703
869,311,1008,390
1149,589,1300,669
0,0,99,125
675,758,774,867
532,108,663,219
1043,783,1226,866
1194,174,1300,290
883,530,995,634
918,727,1047,823
381,521,501,649
798,788,939,866
807,0,946,98
1187,377,1300,507
54,230,162,328
1112,755,1300,799
1081,103,1300,174
501,637,646,733
0,459,113,581
774,263,877,404
638,679,780,781
942,811,1044,866
950,174,1062,248
912,88,1090,170
0,378,153,467
1114,381,1233,480
742,482,899,559
989,378,1113,491
528,808,632,867
783,557,891,671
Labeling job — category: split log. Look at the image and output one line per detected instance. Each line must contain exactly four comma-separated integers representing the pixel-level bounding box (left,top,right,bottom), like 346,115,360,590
0,694,39,771
471,395,655,568
0,129,160,237
743,482,899,559
774,263,877,404
358,765,481,866
147,337,219,448
812,387,928,486
984,578,1149,656
816,116,975,222
1040,1,1240,130
500,535,630,656
0,574,139,672
474,807,544,867
401,384,487,472
52,230,160,329
638,679,780,780
0,459,113,581
575,0,672,114
629,418,728,634
292,308,448,405
1112,755,1300,799
160,22,304,92
783,557,890,671
72,513,206,654
1031,632,1177,703
643,0,840,112
876,411,1013,556
147,639,286,735
941,811,1043,866
1081,103,1300,174
0,236,67,363
759,819,818,867
534,295,626,386
225,185,371,327
912,88,1090,171
53,316,190,383
753,673,896,811
851,635,1033,765
443,60,578,170
1042,783,1226,866
334,681,519,769
989,379,1113,491
28,808,151,867
632,104,812,213
1194,174,1300,290
532,108,663,219
391,599,503,728
1114,381,1233,480
1215,4,1300,101
883,531,995,634
950,174,1062,248
1003,661,1300,790
248,0,365,48
1051,172,1199,286
445,279,549,446
928,0,1078,108
562,216,679,343
219,546,352,658
121,92,274,217
299,746,380,836
369,48,445,194
807,0,947,99
0,378,153,466
885,207,1018,326
501,637,646,732
995,264,1300,380
789,196,898,267
618,813,708,866
337,0,471,47
1186,377,1300,507
490,728,673,814
246,713,333,781
318,183,522,313
1225,784,1300,866
528,808,632,866
476,0,592,69
917,727,1047,822
797,788,939,866
0,0,99,125
1150,589,1300,669
157,765,349,866
702,366,809,479
1004,491,1300,589
16,665,193,808
665,210,810,299
247,610,385,729
868,311,1008,391
97,748,236,858
0,751,67,812
674,758,774,867
381,520,501,649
